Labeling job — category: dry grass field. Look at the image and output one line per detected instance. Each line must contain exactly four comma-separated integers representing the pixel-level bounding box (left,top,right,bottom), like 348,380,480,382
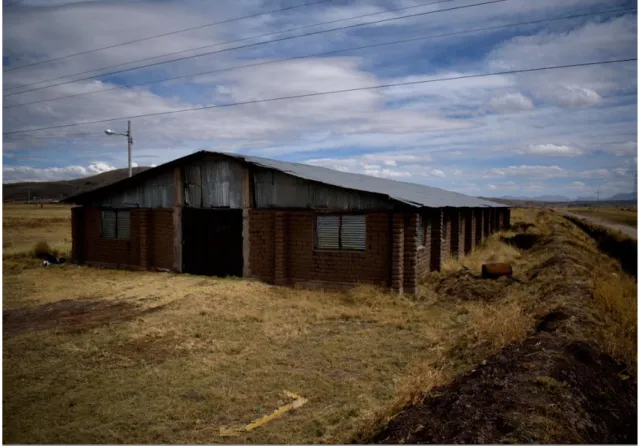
3,204,637,444
561,206,637,228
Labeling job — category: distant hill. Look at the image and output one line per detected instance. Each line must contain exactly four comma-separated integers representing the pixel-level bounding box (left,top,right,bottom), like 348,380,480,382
499,195,571,202
3,167,151,202
608,192,636,201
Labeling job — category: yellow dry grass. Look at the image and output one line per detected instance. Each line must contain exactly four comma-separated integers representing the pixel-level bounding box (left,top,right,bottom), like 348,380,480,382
3,204,72,259
4,205,635,444
561,206,637,228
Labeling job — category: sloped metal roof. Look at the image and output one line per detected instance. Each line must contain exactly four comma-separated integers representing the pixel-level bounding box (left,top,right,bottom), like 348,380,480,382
63,150,506,208
228,152,504,208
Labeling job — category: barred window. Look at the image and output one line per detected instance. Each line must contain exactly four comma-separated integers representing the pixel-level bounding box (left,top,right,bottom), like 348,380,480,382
102,209,130,239
316,214,366,251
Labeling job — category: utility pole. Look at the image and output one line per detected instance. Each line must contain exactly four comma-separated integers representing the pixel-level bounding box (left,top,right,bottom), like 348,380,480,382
104,120,133,177
127,120,133,178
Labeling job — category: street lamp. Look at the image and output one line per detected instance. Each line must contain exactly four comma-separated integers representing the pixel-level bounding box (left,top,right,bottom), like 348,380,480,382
104,120,133,177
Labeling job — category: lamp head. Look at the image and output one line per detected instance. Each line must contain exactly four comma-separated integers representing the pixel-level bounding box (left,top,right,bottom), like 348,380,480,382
104,129,115,135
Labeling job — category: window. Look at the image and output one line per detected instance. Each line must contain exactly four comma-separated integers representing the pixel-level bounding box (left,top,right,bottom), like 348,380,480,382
417,215,425,246
102,209,130,239
316,214,366,251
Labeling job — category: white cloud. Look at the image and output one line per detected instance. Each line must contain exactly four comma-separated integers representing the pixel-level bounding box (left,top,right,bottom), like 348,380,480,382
487,92,534,113
568,181,587,190
484,165,567,178
88,162,116,173
614,168,629,176
606,141,637,157
548,86,601,109
579,169,611,179
430,169,445,178
523,143,583,157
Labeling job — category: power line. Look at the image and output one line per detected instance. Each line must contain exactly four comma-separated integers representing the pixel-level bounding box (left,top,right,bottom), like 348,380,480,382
3,0,457,94
5,6,634,110
2,0,334,74
4,0,445,90
4,57,635,136
3,0,505,97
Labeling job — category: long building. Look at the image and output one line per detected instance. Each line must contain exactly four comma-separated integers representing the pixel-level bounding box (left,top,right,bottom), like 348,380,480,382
63,151,510,294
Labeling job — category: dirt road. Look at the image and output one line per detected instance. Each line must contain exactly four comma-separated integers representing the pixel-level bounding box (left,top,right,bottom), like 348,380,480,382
562,211,637,239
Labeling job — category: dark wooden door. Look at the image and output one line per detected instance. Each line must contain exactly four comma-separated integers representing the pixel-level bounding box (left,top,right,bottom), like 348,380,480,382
182,208,243,277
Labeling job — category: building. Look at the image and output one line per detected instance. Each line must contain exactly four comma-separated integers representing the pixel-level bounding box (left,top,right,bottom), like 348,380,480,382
64,151,510,294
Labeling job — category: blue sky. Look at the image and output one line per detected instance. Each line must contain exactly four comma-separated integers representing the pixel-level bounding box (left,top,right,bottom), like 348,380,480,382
2,0,637,199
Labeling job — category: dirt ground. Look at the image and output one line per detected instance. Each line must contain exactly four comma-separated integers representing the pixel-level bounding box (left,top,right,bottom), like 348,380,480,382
3,206,636,444
368,210,637,444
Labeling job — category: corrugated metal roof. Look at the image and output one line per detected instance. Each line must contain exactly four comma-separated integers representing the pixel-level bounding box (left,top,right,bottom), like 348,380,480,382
63,150,506,208
228,153,504,208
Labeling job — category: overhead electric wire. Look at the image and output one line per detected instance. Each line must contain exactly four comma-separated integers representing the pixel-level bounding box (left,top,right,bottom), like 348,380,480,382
4,57,635,137
3,0,505,97
3,0,458,94
2,0,334,74
4,6,634,110
4,0,446,90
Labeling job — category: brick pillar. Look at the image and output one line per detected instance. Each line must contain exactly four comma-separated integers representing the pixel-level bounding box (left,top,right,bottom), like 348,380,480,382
483,209,490,237
430,208,444,272
505,208,511,229
464,209,474,255
139,209,149,269
450,209,461,258
173,166,184,273
71,206,85,265
403,213,418,294
492,208,498,233
475,208,483,247
274,212,287,286
391,214,405,294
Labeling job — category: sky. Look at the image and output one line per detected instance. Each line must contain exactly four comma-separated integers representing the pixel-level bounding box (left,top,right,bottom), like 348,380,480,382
2,0,637,199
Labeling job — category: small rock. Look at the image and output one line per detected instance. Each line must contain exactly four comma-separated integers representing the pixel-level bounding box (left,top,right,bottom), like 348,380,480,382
182,391,205,401
498,355,508,364
481,360,487,366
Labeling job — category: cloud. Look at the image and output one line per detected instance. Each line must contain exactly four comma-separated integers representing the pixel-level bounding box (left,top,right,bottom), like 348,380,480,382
568,181,587,190
484,165,567,178
614,167,629,176
88,162,116,173
487,92,534,113
606,141,637,157
523,144,583,157
579,169,610,179
547,86,601,109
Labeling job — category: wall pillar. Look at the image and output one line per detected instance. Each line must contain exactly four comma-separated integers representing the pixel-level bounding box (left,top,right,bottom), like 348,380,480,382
450,209,461,258
139,209,149,269
475,208,483,247
464,209,475,255
430,208,444,271
391,214,405,294
483,208,490,238
505,208,511,229
173,166,184,272
403,213,418,294
242,167,252,277
71,206,85,265
274,212,288,286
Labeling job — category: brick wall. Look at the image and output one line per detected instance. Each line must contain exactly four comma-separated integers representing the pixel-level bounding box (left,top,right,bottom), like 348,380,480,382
249,210,275,282
416,212,431,280
441,210,452,261
464,209,475,255
148,209,174,270
403,213,418,294
475,208,483,247
249,210,392,288
72,207,173,270
429,208,444,272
